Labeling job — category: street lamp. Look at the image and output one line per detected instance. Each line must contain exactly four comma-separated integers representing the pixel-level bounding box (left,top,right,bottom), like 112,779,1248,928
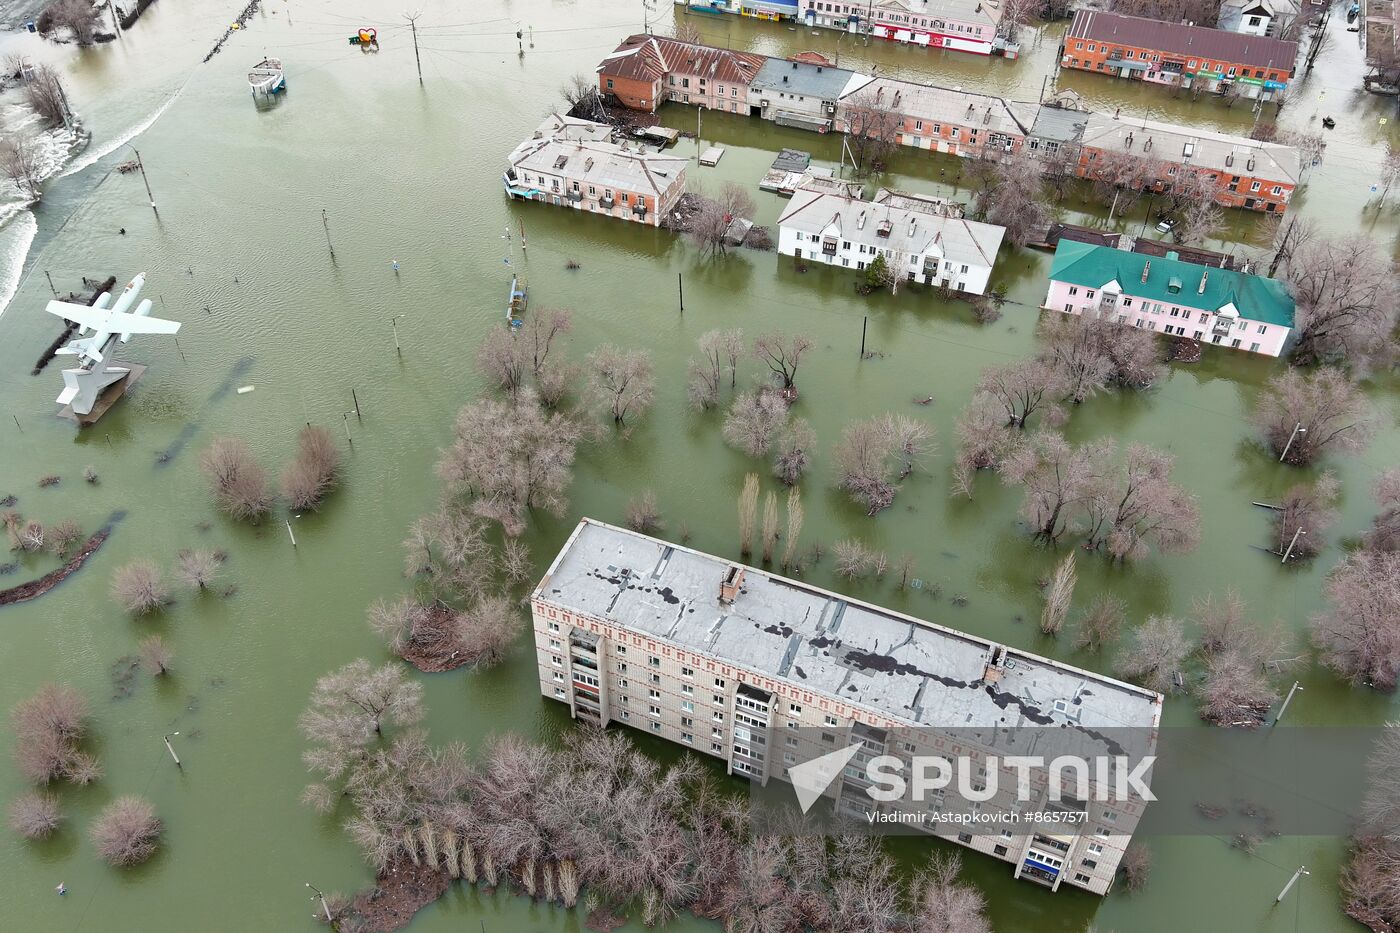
1281,528,1306,563
1278,422,1306,462
163,732,181,769
306,882,333,923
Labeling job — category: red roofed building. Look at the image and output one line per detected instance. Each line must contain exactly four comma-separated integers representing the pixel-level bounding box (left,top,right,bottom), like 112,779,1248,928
597,34,765,113
1063,10,1296,100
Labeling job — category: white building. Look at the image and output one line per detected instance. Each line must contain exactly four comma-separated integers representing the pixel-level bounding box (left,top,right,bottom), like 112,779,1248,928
1218,0,1301,36
777,185,1005,294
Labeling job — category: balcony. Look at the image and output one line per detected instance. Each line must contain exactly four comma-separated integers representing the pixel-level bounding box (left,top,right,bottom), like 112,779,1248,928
567,190,583,202
821,237,838,255
600,196,615,209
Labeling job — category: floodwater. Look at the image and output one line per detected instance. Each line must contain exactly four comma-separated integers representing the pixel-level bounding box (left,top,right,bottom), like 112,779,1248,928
0,1,1397,931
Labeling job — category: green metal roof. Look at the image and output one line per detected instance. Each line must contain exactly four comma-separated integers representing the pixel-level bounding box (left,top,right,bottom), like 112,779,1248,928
1048,240,1295,328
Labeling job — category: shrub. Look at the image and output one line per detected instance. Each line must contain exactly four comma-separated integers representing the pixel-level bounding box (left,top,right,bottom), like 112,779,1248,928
280,425,341,510
9,791,62,840
111,560,167,614
90,796,162,867
199,437,272,521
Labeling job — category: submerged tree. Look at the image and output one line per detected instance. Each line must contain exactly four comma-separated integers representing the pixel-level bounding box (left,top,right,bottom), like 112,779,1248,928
1279,235,1400,369
690,182,756,257
687,328,744,410
175,548,221,591
1073,593,1126,652
1365,468,1400,553
11,683,101,786
833,413,934,515
586,345,655,426
1272,471,1339,560
915,851,991,933
1081,444,1200,562
974,149,1050,249
91,796,162,867
976,360,1066,430
737,473,760,557
1311,551,1400,692
753,332,813,395
1116,617,1189,694
841,87,903,174
1040,552,1077,636
199,437,273,521
722,388,789,458
999,432,1107,543
139,635,173,677
8,791,62,840
111,560,169,615
773,417,815,486
1253,367,1373,465
950,395,1015,499
625,491,665,535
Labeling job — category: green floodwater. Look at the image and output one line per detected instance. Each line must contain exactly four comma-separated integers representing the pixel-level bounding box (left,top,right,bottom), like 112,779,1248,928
0,1,1398,931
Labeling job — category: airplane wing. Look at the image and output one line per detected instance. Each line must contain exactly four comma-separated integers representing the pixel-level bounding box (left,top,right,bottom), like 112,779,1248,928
44,301,180,335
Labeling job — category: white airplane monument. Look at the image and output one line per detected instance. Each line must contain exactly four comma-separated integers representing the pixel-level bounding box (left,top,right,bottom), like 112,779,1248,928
45,274,181,423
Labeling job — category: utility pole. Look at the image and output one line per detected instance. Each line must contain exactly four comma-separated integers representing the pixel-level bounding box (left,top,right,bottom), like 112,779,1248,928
1272,681,1302,726
1279,422,1306,462
678,272,684,312
286,519,297,548
1275,866,1308,904
321,209,335,262
132,149,156,211
390,314,406,353
306,883,333,923
163,733,181,769
404,11,423,84
1281,527,1306,563
44,270,58,297
860,316,867,358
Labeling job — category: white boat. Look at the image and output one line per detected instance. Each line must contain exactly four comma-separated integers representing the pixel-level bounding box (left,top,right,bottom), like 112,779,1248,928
248,58,285,95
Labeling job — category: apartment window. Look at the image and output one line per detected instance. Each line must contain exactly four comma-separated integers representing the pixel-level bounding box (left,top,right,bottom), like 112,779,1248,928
713,726,724,737
1188,59,1197,68
1199,313,1209,324
1250,181,1261,192
915,119,923,130
1231,338,1242,348
606,79,614,89
994,844,1009,856
1194,330,1203,340
1271,185,1282,195
554,687,566,697
587,185,595,196
617,677,628,688
789,703,803,714
958,833,973,844
1083,858,1098,869
1095,827,1111,838
1088,43,1096,51
621,193,629,204
713,693,724,705
648,656,660,668
648,705,662,717
1075,873,1092,884
681,716,693,727
682,732,694,744
1088,842,1104,855
648,688,661,700
784,753,796,765
552,655,562,666
620,696,629,706
898,741,916,753
1250,342,1261,353
650,721,663,732
786,735,799,747
824,715,839,727
680,665,692,677
821,732,836,744
1068,286,1078,296
842,241,851,250
933,123,941,133
681,684,694,695
681,700,694,712
548,638,560,649
711,742,723,753
617,662,628,673
616,646,626,655
1086,289,1096,299
714,677,726,688
786,720,799,731
650,673,661,685
621,710,630,720
713,711,724,723
546,621,560,632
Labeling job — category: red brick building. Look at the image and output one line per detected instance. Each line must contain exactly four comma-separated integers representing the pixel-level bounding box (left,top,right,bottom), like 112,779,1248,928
1063,11,1296,100
597,35,765,114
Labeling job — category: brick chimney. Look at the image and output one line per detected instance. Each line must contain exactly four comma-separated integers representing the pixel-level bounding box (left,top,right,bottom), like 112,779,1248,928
720,565,745,604
1198,269,1209,294
1141,260,1151,284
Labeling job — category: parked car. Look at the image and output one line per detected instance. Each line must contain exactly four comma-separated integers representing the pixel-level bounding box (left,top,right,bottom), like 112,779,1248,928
1155,216,1177,234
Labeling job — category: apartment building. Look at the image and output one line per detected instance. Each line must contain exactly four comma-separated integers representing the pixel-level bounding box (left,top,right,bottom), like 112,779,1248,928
597,34,765,113
777,185,1005,294
689,0,802,21
532,519,1162,895
1076,111,1301,212
1063,10,1296,100
1218,0,1302,37
748,57,869,131
1044,240,1295,356
503,115,688,226
840,77,1028,158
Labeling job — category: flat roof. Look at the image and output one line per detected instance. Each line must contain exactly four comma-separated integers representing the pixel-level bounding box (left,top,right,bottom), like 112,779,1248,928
536,520,1163,742
751,57,863,100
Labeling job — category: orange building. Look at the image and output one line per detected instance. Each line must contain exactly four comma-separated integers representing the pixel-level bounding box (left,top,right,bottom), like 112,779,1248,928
597,35,765,114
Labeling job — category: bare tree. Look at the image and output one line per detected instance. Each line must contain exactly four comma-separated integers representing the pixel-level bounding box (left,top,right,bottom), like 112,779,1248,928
9,791,62,840
402,507,497,602
46,519,82,560
760,491,779,563
501,536,533,585
1040,552,1076,636
1073,593,1126,652
773,417,815,486
586,345,655,425
1254,367,1373,465
1116,616,1189,694
476,327,526,399
738,473,759,557
456,596,519,668
111,560,168,614
1365,468,1400,553
1263,214,1315,278
1343,835,1400,930
1118,841,1152,893
625,491,665,534
915,852,991,933
1272,471,1339,560
139,634,173,676
280,425,342,510
975,360,1066,429
687,328,744,409
693,182,756,258
840,88,903,175
38,0,99,45
366,596,429,655
299,659,425,802
1085,150,1161,217
951,395,1014,499
753,332,813,395
175,548,221,590
782,487,804,571
834,413,934,515
0,132,43,201
1081,444,1201,562
723,388,789,457
999,432,1107,542
974,149,1050,248
23,64,69,130
91,796,162,867
1194,592,1287,726
1311,551,1400,691
436,388,585,537
11,683,101,785
562,72,606,121
1280,236,1400,368
199,437,273,521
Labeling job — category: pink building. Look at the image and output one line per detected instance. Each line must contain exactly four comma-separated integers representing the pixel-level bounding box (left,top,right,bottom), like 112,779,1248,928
1044,241,1294,356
